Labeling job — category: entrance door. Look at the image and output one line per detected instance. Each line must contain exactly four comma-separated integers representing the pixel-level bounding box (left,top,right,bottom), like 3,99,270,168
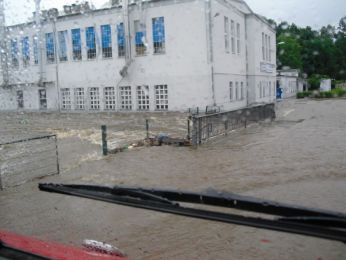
39,89,47,109
16,90,24,109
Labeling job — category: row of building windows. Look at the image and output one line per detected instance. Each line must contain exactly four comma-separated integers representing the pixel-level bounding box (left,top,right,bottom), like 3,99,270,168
224,17,241,55
9,17,165,67
262,33,271,62
229,81,245,101
259,81,276,98
60,85,168,111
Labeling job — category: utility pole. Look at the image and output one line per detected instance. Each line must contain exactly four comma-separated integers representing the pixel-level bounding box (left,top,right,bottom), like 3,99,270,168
0,0,9,87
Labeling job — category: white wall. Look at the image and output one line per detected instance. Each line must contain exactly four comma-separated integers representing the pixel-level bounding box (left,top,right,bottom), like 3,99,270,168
246,14,276,105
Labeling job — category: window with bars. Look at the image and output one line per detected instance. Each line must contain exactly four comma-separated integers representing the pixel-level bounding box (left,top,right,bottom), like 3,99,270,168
86,27,96,60
120,86,132,110
33,36,39,64
230,82,233,101
58,31,68,62
155,85,168,110
104,87,116,110
117,23,125,57
74,88,85,110
134,20,146,56
235,82,239,100
89,87,100,110
152,17,165,54
72,28,82,61
101,25,112,58
137,85,150,110
22,37,30,66
231,20,235,54
10,39,19,67
61,88,71,110
236,23,240,54
45,32,55,63
224,17,230,53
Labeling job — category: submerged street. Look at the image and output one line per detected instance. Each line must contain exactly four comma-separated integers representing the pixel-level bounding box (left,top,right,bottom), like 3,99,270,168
1,99,346,259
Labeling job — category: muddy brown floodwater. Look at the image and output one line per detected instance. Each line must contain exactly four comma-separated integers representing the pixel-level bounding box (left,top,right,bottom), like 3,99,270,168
1,99,346,259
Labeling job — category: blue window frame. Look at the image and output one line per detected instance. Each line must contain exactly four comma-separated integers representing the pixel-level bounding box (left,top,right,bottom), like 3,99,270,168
117,23,125,57
45,32,55,63
22,36,30,66
11,39,19,67
134,20,146,55
33,36,39,64
86,26,96,59
101,25,112,58
71,28,82,61
58,30,68,62
152,17,165,54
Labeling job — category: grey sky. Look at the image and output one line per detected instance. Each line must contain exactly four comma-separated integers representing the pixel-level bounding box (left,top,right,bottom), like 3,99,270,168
3,0,346,29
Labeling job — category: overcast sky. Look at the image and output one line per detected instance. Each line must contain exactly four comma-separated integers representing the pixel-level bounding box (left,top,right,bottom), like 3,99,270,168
3,0,346,29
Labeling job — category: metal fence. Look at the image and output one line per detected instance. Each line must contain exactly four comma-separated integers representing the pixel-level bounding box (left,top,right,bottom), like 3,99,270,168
0,135,59,190
191,103,275,145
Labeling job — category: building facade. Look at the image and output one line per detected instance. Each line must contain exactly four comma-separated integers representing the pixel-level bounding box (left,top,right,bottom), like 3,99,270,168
0,0,276,112
277,69,306,98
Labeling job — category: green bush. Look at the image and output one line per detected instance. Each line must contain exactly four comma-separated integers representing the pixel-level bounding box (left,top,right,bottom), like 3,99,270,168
296,91,313,99
324,91,333,98
332,88,346,97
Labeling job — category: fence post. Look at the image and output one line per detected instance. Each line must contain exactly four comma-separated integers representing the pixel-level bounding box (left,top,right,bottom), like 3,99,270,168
101,125,108,156
192,116,198,147
146,119,149,139
198,118,202,144
224,120,228,135
54,135,60,174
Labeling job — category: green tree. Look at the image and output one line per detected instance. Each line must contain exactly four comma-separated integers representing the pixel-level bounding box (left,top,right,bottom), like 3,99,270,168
277,34,302,70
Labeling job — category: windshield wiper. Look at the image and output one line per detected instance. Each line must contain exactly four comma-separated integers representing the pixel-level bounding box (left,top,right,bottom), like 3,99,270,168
39,183,346,243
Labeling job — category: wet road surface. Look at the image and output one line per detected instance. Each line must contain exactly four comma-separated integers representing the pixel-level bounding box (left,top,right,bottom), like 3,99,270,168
0,99,346,259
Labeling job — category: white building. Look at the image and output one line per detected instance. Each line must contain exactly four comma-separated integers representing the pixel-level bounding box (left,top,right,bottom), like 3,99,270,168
0,0,276,112
277,69,306,98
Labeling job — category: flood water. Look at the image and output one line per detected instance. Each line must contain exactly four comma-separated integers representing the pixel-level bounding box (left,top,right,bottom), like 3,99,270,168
1,99,346,259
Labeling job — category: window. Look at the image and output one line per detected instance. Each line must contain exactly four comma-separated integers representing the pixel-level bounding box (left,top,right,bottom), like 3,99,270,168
61,88,71,110
263,82,266,97
134,20,146,56
104,87,116,110
72,28,82,61
137,85,150,110
101,25,112,58
89,87,100,110
241,82,244,100
269,82,272,97
155,85,168,110
235,82,239,100
22,37,30,66
268,36,271,62
231,20,235,54
39,89,47,109
265,35,269,61
16,90,23,108
152,17,165,54
229,82,233,101
33,36,39,64
45,32,55,63
259,83,262,98
86,27,96,60
117,23,125,57
120,86,132,110
262,33,265,60
236,23,240,54
74,88,85,110
10,39,19,67
224,17,230,52
58,31,68,62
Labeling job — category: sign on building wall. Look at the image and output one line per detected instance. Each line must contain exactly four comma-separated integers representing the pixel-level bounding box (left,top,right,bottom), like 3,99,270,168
260,62,275,73
320,79,331,92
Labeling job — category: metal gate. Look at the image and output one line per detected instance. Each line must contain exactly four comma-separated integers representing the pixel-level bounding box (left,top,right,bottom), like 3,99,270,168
0,135,59,189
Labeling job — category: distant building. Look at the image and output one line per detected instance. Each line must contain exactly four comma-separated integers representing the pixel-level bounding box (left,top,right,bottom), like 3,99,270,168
277,69,307,98
0,0,276,112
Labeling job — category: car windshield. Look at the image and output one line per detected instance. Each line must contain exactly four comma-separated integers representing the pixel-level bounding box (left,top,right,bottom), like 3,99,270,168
1,0,346,259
